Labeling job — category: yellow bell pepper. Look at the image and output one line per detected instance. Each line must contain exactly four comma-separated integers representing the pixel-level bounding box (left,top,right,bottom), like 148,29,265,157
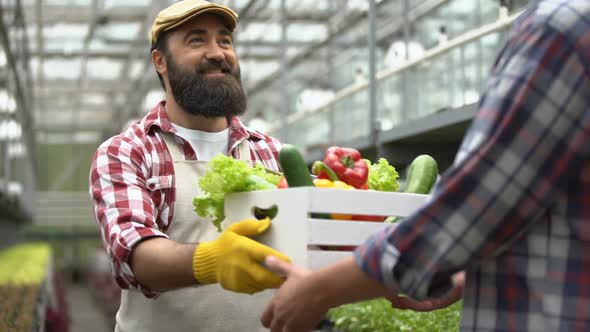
313,179,353,220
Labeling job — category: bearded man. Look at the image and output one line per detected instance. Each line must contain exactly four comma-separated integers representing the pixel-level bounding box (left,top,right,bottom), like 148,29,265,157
89,1,290,331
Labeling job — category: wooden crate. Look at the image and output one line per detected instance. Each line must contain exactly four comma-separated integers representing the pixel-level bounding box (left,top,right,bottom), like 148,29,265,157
224,187,430,270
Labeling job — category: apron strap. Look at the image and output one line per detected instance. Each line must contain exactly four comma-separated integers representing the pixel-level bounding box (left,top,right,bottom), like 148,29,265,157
237,139,252,163
161,132,184,162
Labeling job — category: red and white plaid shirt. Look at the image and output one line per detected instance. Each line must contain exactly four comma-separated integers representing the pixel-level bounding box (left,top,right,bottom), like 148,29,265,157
89,101,282,297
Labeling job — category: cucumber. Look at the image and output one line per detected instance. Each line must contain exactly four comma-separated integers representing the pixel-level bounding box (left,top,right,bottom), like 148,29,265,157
279,145,330,220
386,155,438,224
279,144,314,187
403,154,439,194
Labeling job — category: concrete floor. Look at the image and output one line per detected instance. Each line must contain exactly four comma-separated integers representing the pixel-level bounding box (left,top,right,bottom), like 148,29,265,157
66,281,115,332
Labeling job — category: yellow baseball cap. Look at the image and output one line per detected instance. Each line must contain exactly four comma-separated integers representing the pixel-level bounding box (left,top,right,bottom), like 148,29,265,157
150,0,238,47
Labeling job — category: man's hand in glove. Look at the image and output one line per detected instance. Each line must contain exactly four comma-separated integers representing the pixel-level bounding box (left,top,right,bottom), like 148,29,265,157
192,217,291,294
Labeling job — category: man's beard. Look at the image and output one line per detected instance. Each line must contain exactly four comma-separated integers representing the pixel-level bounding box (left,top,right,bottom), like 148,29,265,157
166,55,247,118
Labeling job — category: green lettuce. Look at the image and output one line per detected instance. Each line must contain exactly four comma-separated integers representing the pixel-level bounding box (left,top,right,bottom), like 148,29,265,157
328,298,462,332
366,158,400,192
193,154,281,231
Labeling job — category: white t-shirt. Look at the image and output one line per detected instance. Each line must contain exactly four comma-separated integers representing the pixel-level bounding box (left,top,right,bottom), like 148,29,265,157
171,123,229,161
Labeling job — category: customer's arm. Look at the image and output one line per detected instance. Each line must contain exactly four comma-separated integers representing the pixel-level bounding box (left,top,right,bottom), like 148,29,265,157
357,20,590,301
262,19,590,331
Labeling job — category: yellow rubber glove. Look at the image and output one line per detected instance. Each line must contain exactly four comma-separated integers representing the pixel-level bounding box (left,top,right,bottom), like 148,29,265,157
193,217,291,294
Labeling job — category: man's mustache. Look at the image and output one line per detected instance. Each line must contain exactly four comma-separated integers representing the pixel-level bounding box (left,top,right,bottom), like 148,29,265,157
197,61,232,75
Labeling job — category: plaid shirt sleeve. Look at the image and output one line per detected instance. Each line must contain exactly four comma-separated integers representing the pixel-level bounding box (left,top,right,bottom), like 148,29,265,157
355,13,590,300
89,134,169,298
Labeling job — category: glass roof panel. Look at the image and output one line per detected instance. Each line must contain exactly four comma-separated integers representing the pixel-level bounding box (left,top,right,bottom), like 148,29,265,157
45,0,92,5
43,23,88,40
0,120,22,141
235,45,277,56
129,60,147,80
28,57,39,81
239,23,327,42
86,58,122,80
39,131,102,144
288,24,327,42
88,39,131,53
104,0,152,8
27,40,37,54
142,90,165,113
81,93,109,106
98,22,142,41
42,109,112,125
43,58,82,79
283,0,331,11
25,24,36,41
241,60,280,83
0,89,17,114
0,50,6,67
216,0,254,11
44,39,85,53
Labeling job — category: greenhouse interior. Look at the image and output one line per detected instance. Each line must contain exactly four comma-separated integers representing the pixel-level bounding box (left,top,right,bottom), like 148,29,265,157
1,0,536,331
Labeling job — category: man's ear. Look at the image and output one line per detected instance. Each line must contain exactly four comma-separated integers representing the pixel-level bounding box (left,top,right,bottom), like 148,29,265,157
152,49,167,76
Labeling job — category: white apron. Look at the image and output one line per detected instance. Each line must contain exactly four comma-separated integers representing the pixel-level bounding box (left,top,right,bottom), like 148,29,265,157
115,132,272,332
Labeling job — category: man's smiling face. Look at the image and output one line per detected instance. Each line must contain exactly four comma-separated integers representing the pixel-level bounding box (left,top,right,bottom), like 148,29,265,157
159,13,246,118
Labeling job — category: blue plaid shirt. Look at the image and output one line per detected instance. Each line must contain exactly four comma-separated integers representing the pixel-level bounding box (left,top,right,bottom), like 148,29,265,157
355,1,590,331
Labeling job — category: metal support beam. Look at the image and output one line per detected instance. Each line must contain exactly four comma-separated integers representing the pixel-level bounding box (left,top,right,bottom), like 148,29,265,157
102,0,169,140
34,79,156,93
401,0,410,122
238,0,259,19
368,0,380,157
279,0,289,142
0,2,36,170
35,0,45,130
22,5,147,25
236,0,262,31
2,142,9,192
33,48,299,61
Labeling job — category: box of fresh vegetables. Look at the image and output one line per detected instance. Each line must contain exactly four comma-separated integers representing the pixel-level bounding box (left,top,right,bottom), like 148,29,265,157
193,144,439,269
194,145,463,331
225,186,430,269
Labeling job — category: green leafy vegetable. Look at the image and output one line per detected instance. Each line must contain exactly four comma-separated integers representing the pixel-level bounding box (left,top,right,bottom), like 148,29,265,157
328,298,462,332
365,158,400,192
193,154,281,231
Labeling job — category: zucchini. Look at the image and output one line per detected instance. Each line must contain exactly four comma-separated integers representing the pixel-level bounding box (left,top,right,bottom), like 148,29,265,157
279,144,314,187
403,154,439,194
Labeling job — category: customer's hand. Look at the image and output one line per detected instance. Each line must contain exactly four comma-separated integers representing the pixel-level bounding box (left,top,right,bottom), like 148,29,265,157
385,271,464,311
192,217,290,294
261,256,322,332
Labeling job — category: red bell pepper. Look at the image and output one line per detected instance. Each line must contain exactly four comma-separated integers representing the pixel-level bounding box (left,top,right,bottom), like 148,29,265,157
322,146,368,189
